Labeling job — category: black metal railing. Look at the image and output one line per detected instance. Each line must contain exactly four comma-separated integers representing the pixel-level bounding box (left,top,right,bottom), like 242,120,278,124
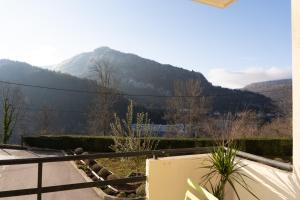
236,150,293,171
0,146,293,199
0,147,212,199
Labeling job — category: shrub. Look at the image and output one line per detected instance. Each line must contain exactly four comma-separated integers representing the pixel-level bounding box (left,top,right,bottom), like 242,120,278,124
91,163,102,173
86,171,93,178
75,160,82,165
116,192,127,198
24,135,114,152
92,176,99,181
24,135,292,158
77,164,84,170
81,152,92,165
88,160,97,167
74,147,84,155
110,101,159,153
98,168,111,179
106,174,123,187
136,183,146,196
103,187,117,195
106,174,119,180
202,142,259,200
128,172,144,177
127,193,137,198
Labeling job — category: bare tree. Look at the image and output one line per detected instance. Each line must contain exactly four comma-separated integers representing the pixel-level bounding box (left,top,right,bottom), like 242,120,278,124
110,100,159,171
36,105,58,135
205,111,259,141
165,80,211,137
0,87,25,144
258,116,292,138
110,100,158,153
88,60,118,135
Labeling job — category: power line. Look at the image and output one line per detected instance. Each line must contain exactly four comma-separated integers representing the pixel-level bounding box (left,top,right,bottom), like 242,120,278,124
0,80,99,95
0,79,286,116
18,100,275,115
0,99,88,114
24,107,89,114
0,79,291,98
0,101,260,115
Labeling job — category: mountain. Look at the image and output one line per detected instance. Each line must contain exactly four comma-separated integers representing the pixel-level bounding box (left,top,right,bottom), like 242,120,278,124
0,59,163,142
0,59,98,142
244,79,292,115
53,47,210,97
53,47,276,114
0,50,279,142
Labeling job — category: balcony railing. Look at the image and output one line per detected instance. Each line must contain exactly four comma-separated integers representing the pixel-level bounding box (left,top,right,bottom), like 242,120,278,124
0,146,212,200
0,146,292,199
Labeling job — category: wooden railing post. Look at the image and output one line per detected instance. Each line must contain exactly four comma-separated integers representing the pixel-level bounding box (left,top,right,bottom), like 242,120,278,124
37,162,43,200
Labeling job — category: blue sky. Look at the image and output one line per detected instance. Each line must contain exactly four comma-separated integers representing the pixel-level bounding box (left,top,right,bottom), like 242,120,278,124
0,0,291,88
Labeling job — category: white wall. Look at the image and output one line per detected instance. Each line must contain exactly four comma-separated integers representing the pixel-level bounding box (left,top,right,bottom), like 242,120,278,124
229,159,299,200
146,154,212,200
292,0,300,169
146,155,298,200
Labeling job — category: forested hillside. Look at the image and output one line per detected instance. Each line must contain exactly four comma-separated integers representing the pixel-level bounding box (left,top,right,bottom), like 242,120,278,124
244,79,292,115
53,47,276,114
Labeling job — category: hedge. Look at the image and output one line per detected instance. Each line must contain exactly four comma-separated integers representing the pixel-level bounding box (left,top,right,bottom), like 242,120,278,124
24,135,114,152
23,135,292,158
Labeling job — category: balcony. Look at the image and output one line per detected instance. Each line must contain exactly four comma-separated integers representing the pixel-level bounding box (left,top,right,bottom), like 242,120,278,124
145,150,296,200
0,145,297,199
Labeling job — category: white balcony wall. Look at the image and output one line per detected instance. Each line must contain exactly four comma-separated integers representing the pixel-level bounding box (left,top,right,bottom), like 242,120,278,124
292,0,300,169
229,159,298,200
146,155,297,200
146,154,215,200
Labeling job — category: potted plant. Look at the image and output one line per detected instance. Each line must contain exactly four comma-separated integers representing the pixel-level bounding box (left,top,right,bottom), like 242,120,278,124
202,141,260,200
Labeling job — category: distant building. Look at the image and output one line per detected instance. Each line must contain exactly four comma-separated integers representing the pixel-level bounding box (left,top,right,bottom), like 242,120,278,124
131,124,185,136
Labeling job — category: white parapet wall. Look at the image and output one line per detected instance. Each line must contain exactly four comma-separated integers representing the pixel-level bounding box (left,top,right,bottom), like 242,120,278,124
231,159,297,200
146,154,212,200
292,0,300,169
146,154,297,200
233,1,300,199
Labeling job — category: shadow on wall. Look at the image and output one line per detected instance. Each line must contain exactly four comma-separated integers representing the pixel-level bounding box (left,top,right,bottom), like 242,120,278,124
229,160,300,200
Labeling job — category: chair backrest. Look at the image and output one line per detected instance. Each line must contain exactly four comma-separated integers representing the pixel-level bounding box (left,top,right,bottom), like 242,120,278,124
184,178,218,200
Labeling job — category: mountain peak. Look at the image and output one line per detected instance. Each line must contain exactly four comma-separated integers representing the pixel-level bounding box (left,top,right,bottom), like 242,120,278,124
244,79,292,90
0,59,15,65
0,59,32,67
53,47,211,93
93,46,113,53
244,79,292,115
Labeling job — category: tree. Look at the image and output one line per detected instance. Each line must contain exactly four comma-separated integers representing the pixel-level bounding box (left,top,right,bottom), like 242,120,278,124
110,101,159,172
205,111,259,140
0,87,25,144
36,105,58,135
110,100,158,153
164,79,211,137
88,60,118,135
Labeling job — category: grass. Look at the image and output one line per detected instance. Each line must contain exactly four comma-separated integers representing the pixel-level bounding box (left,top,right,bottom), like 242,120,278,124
96,157,146,177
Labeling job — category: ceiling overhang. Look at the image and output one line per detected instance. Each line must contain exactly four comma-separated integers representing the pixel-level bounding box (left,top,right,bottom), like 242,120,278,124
193,0,236,8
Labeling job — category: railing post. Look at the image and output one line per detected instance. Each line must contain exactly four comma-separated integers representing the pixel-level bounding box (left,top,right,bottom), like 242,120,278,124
153,150,160,159
37,162,43,200
153,153,158,159
20,135,24,147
